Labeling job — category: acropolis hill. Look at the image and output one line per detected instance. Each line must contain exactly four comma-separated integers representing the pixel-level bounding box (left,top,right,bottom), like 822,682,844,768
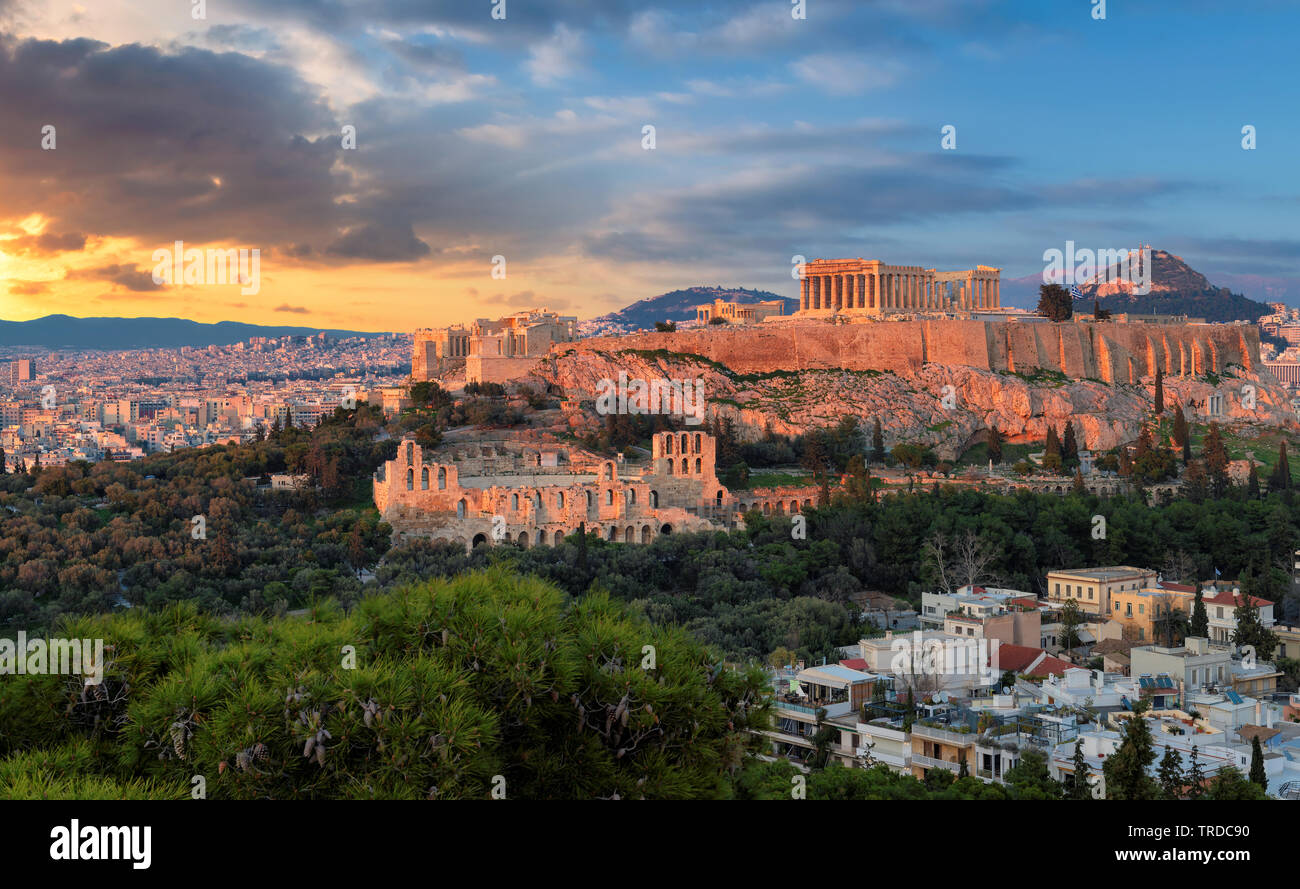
414,255,1298,458
530,316,1297,459
566,318,1261,382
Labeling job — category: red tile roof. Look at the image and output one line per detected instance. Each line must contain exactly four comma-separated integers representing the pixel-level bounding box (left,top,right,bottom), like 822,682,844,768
839,658,870,672
1026,656,1075,678
991,644,1045,673
1203,589,1272,608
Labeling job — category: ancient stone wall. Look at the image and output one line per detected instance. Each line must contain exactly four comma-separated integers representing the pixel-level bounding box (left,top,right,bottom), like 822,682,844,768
566,320,1260,381
374,432,745,549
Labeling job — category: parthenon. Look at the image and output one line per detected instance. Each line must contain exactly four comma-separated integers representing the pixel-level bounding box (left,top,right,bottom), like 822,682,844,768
797,258,1001,315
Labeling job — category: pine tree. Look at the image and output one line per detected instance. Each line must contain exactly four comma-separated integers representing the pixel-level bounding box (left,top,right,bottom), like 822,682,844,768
1249,736,1267,788
1232,589,1278,661
1154,368,1164,414
1190,588,1209,638
1102,703,1159,800
1157,745,1184,799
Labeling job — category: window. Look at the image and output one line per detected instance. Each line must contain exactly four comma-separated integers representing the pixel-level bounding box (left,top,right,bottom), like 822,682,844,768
694,433,702,452
421,467,429,490
512,493,519,510
1138,604,1144,615
406,468,413,491
680,458,688,474
695,458,702,473
556,492,565,508
605,490,613,506
1054,583,1060,595
437,467,447,490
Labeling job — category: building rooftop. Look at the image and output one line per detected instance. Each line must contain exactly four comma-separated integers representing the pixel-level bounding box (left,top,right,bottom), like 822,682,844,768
1050,566,1151,581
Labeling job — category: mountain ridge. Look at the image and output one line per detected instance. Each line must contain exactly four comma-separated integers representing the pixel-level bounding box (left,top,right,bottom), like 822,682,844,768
0,314,388,350
580,286,796,335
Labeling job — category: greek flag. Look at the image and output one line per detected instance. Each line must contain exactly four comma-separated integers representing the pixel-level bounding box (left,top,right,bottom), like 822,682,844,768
1069,284,1084,300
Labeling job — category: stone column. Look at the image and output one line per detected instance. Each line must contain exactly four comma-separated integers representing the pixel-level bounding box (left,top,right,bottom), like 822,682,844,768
800,276,809,311
994,278,1000,308
844,274,853,311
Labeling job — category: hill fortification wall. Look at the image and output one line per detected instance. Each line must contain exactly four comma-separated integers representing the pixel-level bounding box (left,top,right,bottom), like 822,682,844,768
566,320,1260,382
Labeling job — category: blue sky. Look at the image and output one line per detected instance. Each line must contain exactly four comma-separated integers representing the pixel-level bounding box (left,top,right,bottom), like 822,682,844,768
1,0,1297,328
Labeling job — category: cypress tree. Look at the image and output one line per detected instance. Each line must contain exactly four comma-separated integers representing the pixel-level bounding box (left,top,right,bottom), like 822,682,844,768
1186,746,1206,799
1067,737,1092,800
1154,368,1164,414
1249,736,1267,788
871,417,886,464
1190,588,1209,638
1063,421,1078,465
987,426,1003,465
1270,440,1290,491
1171,403,1189,464
1158,745,1184,799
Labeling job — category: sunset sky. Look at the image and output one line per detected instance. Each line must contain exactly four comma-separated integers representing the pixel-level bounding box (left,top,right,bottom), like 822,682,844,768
1,0,1298,332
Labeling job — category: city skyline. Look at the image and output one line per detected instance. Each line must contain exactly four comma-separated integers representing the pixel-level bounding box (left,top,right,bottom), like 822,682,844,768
2,0,1300,332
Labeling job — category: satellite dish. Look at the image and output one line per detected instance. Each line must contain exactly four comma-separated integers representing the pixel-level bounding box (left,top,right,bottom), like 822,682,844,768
936,691,948,703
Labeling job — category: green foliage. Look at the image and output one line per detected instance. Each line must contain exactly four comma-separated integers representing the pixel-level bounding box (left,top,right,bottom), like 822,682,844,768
0,571,769,799
1036,284,1073,322
1204,766,1268,800
1102,703,1159,800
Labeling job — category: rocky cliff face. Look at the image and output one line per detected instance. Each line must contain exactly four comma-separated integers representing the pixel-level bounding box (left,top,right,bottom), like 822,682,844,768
532,331,1298,457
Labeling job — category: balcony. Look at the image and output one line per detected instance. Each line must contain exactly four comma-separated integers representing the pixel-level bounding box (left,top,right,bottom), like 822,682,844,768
912,753,963,772
771,698,852,719
910,721,976,744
